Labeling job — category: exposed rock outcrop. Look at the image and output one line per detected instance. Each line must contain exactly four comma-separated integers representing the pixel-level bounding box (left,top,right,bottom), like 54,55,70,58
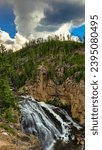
19,64,85,125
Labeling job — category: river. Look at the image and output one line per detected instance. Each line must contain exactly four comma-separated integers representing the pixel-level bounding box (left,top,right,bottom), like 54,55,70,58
18,95,84,150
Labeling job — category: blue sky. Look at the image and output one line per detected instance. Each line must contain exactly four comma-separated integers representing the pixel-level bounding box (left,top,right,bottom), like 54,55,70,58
70,24,85,41
0,5,16,38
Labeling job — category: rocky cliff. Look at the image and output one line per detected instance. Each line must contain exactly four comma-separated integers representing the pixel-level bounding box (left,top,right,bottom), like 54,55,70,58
19,64,85,125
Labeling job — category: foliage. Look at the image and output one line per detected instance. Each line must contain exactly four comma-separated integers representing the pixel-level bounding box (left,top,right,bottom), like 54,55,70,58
0,79,16,111
0,40,84,90
3,107,17,123
0,123,15,135
0,78,17,122
0,44,6,53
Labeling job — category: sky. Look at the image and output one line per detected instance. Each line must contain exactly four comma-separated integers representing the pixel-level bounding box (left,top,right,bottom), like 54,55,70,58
71,24,85,41
0,0,85,51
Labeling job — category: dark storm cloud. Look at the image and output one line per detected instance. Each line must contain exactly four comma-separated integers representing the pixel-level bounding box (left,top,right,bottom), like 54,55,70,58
40,1,84,26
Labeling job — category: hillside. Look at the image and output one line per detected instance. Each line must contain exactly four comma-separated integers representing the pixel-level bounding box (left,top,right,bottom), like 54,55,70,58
0,39,85,149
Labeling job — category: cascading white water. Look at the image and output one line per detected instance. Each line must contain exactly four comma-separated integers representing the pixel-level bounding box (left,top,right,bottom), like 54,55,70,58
19,95,82,150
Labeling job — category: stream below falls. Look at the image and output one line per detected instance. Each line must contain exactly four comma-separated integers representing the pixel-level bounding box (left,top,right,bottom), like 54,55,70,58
18,96,84,150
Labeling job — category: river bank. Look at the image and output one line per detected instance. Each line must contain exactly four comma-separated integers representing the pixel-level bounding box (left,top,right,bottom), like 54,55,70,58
0,95,84,150
0,121,84,150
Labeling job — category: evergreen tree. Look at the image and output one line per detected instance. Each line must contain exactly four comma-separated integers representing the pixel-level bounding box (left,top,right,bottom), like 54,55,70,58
0,44,6,53
0,79,16,113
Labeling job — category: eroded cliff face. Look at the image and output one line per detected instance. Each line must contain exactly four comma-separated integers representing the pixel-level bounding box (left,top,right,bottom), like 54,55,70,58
19,64,85,125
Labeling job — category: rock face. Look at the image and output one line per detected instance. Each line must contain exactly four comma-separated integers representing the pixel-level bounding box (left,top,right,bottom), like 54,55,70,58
19,64,85,125
0,124,42,150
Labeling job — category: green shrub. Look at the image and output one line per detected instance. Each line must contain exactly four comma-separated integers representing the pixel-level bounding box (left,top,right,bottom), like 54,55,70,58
0,123,15,135
3,107,17,123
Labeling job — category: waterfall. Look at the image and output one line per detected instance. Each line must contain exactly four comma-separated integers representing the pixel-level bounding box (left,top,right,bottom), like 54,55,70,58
19,96,82,150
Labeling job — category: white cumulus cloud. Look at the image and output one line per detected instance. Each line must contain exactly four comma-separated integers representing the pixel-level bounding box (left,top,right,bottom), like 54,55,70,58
0,30,12,42
0,29,28,51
